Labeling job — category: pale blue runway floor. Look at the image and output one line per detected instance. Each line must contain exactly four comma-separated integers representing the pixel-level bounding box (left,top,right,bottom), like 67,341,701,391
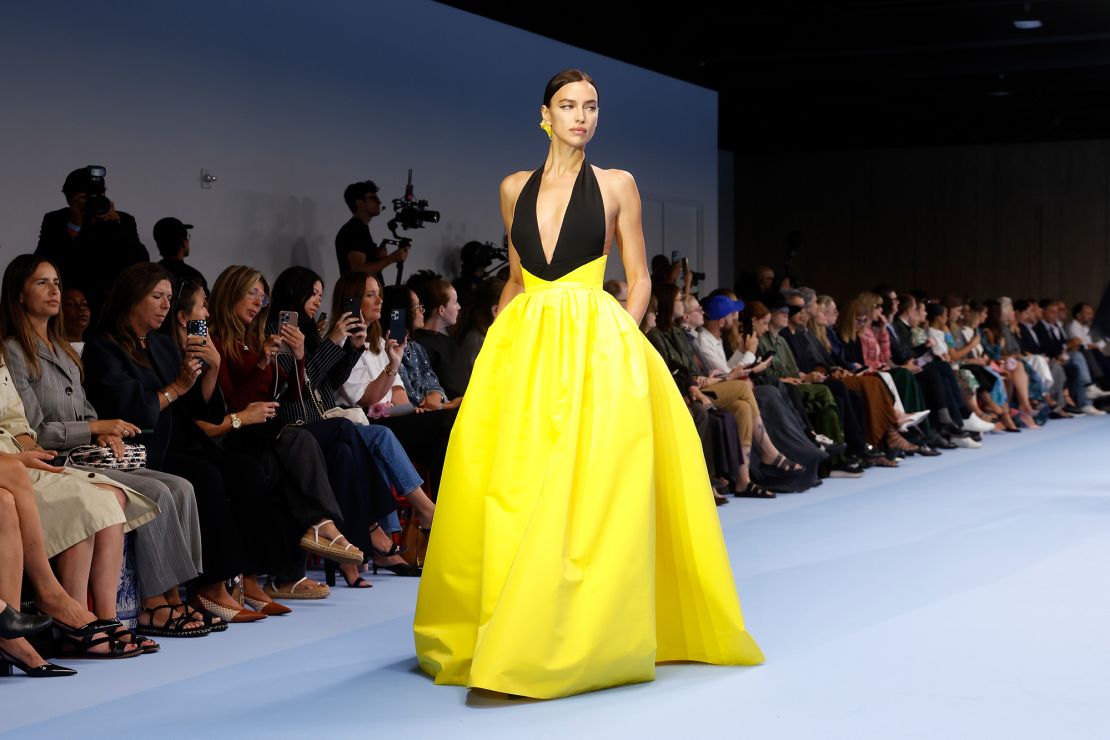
3,417,1109,739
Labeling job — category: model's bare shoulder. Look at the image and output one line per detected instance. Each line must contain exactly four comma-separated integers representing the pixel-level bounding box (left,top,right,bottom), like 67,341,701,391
500,170,533,201
594,166,637,193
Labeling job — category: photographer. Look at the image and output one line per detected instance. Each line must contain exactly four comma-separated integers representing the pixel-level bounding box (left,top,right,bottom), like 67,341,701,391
36,166,150,316
335,180,409,283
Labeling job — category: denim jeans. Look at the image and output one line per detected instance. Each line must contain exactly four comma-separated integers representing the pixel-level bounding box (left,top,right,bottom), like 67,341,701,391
354,424,423,499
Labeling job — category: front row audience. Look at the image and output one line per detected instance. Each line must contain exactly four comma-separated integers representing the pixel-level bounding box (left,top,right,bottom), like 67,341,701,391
1,243,1108,678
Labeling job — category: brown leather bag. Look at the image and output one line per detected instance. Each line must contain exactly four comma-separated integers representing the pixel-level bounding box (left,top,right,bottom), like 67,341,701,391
399,516,429,568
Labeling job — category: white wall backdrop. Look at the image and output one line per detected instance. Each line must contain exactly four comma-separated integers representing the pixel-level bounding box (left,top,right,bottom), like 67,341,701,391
0,0,718,296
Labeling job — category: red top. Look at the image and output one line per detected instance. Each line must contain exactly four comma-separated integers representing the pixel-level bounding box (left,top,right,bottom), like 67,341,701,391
212,335,303,411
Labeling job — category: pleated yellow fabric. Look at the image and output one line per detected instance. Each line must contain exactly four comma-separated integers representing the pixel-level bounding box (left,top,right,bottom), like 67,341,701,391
413,254,763,699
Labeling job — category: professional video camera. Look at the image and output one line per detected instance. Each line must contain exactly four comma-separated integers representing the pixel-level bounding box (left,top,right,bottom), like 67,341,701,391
461,238,509,276
381,170,440,284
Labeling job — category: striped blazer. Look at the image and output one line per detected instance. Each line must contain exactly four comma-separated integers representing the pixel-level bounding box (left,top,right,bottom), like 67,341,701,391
3,337,96,451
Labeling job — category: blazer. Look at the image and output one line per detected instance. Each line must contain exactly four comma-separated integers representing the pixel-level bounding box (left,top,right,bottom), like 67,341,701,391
1018,323,1045,356
2,337,95,451
1034,321,1065,358
82,332,224,468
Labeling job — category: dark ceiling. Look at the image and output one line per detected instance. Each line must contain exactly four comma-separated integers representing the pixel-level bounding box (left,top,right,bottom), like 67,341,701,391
440,0,1110,151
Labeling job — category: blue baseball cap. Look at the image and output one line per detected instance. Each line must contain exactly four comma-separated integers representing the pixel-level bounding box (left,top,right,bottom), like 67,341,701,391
703,295,745,321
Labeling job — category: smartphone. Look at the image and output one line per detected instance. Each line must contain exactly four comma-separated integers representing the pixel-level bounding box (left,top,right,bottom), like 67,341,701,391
671,249,681,264
278,310,297,327
316,311,328,326
387,308,407,342
388,402,416,417
186,319,208,367
48,455,67,467
340,297,361,334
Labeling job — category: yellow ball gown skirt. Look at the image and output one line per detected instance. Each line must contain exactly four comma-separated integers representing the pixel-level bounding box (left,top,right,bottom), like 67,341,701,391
413,254,764,699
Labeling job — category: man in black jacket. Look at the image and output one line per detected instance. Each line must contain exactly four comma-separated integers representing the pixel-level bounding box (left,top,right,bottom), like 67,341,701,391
35,167,149,317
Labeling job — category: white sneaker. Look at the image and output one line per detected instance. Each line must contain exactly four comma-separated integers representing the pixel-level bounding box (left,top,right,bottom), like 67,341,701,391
961,415,996,433
951,435,983,449
1081,405,1107,416
1086,385,1110,400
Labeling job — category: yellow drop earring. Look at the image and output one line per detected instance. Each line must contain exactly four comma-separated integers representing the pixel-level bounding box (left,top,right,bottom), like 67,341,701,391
540,121,553,139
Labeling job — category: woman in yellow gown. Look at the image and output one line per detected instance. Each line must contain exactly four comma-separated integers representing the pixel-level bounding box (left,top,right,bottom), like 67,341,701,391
413,69,763,699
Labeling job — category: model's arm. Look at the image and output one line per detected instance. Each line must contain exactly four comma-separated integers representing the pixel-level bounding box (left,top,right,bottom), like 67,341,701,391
496,173,527,316
612,170,650,325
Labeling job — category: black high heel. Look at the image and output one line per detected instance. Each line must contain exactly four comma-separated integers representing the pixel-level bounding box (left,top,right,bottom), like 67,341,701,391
324,560,372,588
0,649,77,678
0,604,53,639
371,560,422,577
368,523,407,558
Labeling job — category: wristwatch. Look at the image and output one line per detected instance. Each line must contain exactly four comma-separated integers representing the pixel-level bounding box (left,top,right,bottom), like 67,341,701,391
230,413,242,430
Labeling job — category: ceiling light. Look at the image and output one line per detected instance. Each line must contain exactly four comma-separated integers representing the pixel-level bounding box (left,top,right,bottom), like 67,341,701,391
1014,19,1042,29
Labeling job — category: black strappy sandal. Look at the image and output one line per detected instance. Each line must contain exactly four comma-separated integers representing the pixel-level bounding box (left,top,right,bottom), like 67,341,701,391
735,482,777,499
112,626,160,653
770,454,804,473
368,522,407,558
136,605,210,639
55,625,142,659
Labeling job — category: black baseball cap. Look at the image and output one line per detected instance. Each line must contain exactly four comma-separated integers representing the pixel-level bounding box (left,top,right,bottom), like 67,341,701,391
153,217,193,248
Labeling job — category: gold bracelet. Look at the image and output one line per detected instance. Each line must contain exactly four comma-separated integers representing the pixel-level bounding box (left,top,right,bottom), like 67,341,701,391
385,366,398,376
161,387,176,404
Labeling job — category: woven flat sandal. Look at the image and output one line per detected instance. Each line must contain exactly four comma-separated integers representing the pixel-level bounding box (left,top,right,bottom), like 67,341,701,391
263,577,330,601
135,605,210,638
300,520,364,565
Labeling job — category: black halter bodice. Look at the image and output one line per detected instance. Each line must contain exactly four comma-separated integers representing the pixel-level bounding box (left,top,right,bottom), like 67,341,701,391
511,161,607,281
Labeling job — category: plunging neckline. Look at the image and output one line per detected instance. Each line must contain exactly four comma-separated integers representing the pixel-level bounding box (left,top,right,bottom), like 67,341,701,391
535,162,588,267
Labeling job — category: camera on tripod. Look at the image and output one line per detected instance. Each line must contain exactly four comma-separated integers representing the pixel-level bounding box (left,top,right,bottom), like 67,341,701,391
387,169,439,237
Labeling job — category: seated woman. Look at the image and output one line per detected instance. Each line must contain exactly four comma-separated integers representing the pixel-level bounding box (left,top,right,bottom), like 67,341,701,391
61,288,91,354
412,278,466,400
0,470,78,677
982,299,1041,428
924,303,999,435
954,300,1019,432
453,276,504,392
1,255,207,639
82,264,271,621
209,266,417,582
335,273,457,501
0,375,154,658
